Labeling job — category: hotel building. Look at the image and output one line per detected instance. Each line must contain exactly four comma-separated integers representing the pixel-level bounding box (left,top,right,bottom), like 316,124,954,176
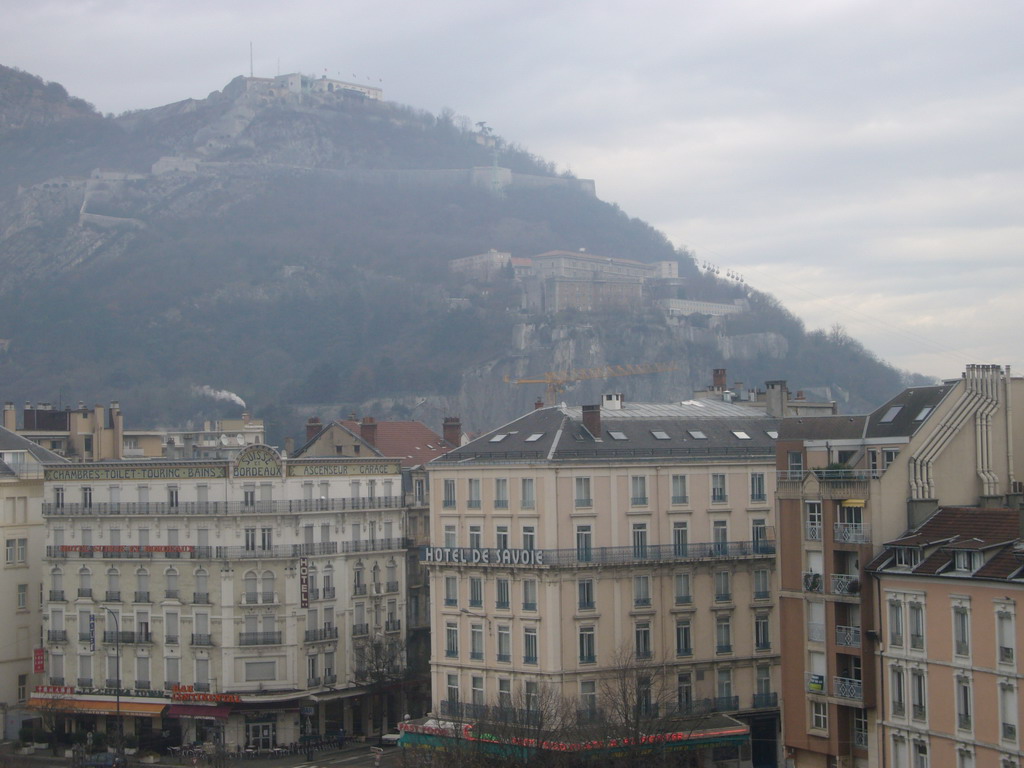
426,393,784,766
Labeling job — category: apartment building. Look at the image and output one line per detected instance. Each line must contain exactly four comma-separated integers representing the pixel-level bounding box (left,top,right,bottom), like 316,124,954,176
776,365,1024,768
0,427,64,739
425,393,784,766
868,506,1024,768
31,445,410,750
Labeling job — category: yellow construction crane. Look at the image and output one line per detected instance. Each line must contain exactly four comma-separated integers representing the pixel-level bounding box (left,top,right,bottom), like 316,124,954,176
504,362,678,406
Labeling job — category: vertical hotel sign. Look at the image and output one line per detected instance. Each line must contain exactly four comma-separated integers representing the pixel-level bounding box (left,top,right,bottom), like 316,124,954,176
299,557,309,608
33,648,44,674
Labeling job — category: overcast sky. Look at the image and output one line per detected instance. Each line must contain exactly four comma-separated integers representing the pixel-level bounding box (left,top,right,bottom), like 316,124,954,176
4,1,1022,380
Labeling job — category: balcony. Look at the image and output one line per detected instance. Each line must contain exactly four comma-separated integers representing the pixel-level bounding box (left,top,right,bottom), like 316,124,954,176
386,581,399,593
49,676,65,686
304,627,339,642
752,692,778,708
240,631,281,646
421,539,777,568
165,635,178,645
47,629,67,642
716,644,732,655
675,594,691,606
494,500,509,509
164,589,180,600
575,498,592,508
470,651,483,661
496,600,510,610
831,574,861,595
634,597,652,607
631,496,648,506
712,492,728,503
523,654,538,665
715,592,731,603
135,680,151,690
194,682,210,692
354,584,367,596
802,572,823,592
805,523,822,541
497,653,511,663
912,704,926,721
955,640,969,656
385,619,401,632
853,730,868,749
710,696,738,712
892,701,905,717
467,500,481,510
307,676,322,688
834,522,871,544
104,630,150,644
323,587,335,599
833,676,863,700
78,587,93,598
105,678,121,688
104,591,121,602
807,622,825,642
910,633,924,650
324,674,337,685
958,714,972,730
43,496,406,517
836,625,862,647
672,495,689,505
134,591,150,602
307,588,320,600
191,633,213,646
522,601,537,611
164,680,179,690
77,677,93,687
49,589,66,601
775,469,873,500
193,592,210,604
579,654,596,664
352,623,369,636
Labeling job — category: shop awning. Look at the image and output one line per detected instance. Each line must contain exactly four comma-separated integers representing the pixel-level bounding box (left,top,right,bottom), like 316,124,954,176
28,698,166,717
842,499,866,507
165,704,233,721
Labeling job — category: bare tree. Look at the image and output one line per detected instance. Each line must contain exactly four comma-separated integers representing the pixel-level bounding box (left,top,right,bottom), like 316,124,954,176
352,633,408,745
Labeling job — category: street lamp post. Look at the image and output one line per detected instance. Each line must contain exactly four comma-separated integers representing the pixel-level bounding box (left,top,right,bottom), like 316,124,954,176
104,609,123,762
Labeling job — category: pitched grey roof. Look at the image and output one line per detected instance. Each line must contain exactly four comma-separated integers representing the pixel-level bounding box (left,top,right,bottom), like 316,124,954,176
864,384,954,439
432,402,779,465
0,425,67,463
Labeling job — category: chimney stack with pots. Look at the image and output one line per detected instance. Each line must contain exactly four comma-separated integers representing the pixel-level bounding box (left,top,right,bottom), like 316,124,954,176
443,417,462,447
360,417,378,447
712,368,727,391
582,404,601,437
306,416,322,442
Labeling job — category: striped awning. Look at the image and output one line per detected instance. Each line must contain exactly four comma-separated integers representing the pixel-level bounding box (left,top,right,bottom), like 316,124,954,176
28,698,166,717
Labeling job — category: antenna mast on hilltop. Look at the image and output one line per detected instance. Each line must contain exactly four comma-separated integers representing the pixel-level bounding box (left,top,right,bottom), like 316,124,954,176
249,42,254,77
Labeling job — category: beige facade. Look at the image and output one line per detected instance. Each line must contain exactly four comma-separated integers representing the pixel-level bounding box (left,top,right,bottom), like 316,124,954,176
34,446,410,749
777,365,1024,768
426,398,784,765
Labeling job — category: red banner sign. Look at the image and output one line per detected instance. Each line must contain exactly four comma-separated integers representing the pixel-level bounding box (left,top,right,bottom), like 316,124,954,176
59,545,195,553
33,649,44,673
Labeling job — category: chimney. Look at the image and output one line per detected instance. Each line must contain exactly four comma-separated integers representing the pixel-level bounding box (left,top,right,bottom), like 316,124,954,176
3,402,15,432
241,411,251,425
443,417,462,447
582,404,601,437
284,437,295,457
712,368,727,390
534,398,545,410
306,416,322,442
360,416,378,447
765,380,788,418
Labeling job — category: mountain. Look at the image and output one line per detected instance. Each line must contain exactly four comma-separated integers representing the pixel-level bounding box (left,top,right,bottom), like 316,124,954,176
0,66,926,440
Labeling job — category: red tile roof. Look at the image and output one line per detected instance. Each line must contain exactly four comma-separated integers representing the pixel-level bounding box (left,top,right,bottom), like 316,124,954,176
339,420,455,468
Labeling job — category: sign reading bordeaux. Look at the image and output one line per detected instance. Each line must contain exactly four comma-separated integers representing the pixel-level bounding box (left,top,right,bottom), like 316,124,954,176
232,445,282,478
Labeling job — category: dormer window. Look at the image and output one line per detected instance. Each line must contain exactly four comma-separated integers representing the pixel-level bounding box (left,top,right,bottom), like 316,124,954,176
954,550,980,572
880,406,903,423
894,547,921,567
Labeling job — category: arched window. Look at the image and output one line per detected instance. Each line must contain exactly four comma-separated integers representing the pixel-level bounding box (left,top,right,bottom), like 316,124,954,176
244,571,258,602
165,568,179,599
261,571,275,602
195,569,209,602
106,568,120,600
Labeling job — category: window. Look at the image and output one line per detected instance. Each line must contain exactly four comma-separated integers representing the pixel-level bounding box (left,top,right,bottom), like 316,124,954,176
580,681,597,718
6,538,26,564
913,741,928,768
909,603,925,649
954,550,979,572
525,681,539,711
714,571,730,602
17,674,27,702
576,525,593,562
494,478,508,509
578,579,594,610
891,666,906,716
467,479,481,509
787,451,804,479
440,523,457,548
890,601,904,646
445,622,458,657
675,572,691,604
752,518,768,552
443,479,456,509
446,674,459,704
469,577,483,607
716,668,732,700
444,576,457,606
954,607,970,656
755,614,770,650
634,575,651,607
579,626,595,663
883,448,899,469
244,528,256,552
575,477,591,507
676,620,692,656
750,472,766,502
956,676,972,730
522,579,537,611
168,487,179,508
495,525,509,550
470,624,484,660
677,673,693,709
243,489,255,508
630,476,648,505
671,474,688,504
632,523,648,559
712,474,727,503
805,501,822,540
688,430,707,440
522,525,535,551
997,610,1015,664
1001,682,1017,742
468,525,482,549
911,669,926,720
82,487,92,509
753,569,770,599
496,578,510,609
17,583,27,609
497,625,511,662
673,521,688,557
524,626,538,664
471,676,484,706
716,615,732,653
712,520,728,554
880,405,903,423
635,621,651,659
498,678,511,707
895,547,921,567
811,701,828,731
520,478,535,509
54,487,64,509
260,527,272,550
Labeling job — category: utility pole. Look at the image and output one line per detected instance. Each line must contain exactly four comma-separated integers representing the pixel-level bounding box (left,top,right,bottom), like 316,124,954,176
104,609,123,764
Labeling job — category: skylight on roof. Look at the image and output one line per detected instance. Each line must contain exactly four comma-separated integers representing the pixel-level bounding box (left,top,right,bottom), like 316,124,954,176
914,407,933,421
651,430,670,440
688,430,707,439
608,431,628,440
489,434,507,442
525,433,544,442
732,431,751,440
766,431,779,439
879,406,903,423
